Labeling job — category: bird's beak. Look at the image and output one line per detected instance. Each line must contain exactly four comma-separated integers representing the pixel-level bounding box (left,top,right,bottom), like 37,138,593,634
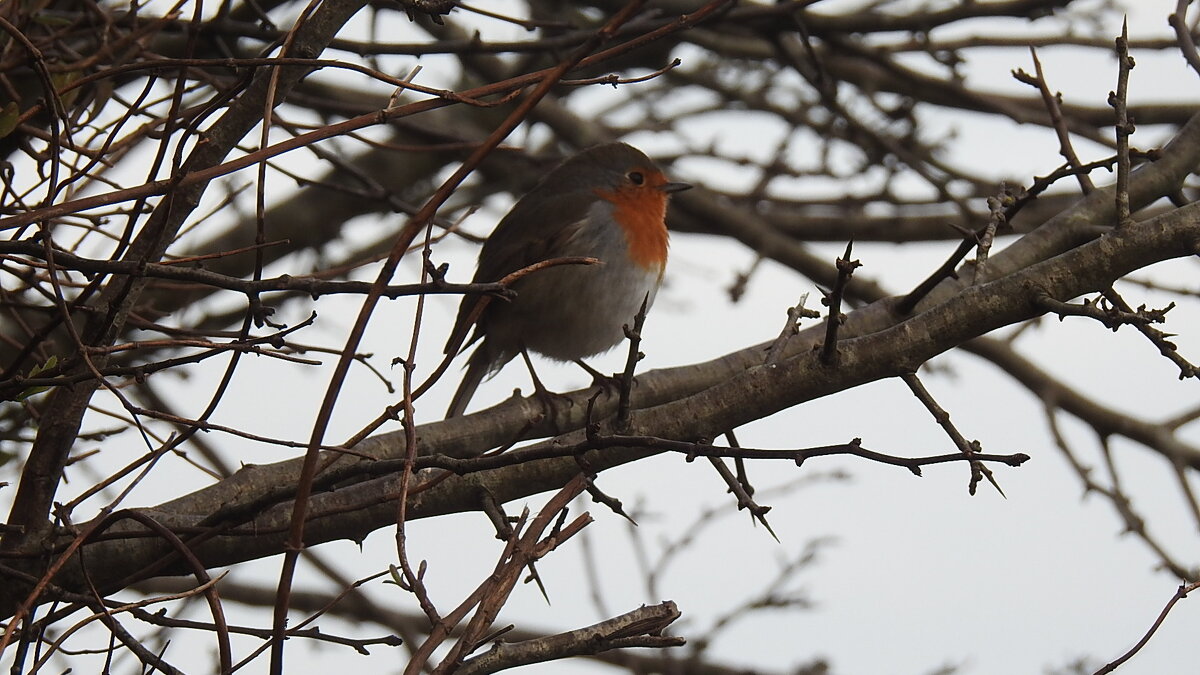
660,181,692,193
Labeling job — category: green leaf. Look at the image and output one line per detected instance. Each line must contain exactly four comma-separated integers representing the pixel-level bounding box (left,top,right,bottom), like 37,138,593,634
15,355,58,401
0,102,19,139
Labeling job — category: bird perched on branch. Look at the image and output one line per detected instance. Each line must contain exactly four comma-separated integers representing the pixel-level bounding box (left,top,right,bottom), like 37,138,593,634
445,142,691,418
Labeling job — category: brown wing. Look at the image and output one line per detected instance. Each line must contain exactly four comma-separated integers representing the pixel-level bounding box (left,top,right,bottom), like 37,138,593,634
444,189,597,355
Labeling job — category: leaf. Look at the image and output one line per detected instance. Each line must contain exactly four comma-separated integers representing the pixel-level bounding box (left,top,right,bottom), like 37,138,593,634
15,355,58,401
0,102,19,139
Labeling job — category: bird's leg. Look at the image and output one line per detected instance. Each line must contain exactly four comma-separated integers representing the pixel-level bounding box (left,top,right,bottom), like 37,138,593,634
519,348,573,417
573,359,622,395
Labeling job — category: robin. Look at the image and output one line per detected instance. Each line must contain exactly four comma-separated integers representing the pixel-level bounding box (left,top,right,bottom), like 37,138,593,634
445,142,691,418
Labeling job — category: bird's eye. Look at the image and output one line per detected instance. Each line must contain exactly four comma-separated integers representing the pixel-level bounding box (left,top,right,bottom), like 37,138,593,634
627,171,645,185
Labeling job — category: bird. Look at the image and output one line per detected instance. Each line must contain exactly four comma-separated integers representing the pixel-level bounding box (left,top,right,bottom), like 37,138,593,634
444,142,691,418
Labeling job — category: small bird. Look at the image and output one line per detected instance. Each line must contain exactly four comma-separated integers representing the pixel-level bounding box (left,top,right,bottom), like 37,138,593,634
445,142,690,418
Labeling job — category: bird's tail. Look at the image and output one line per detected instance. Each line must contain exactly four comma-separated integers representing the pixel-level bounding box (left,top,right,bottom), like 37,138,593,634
445,347,492,418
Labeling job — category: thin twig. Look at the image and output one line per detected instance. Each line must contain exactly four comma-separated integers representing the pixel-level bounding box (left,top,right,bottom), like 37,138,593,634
616,293,651,431
1170,0,1200,79
901,372,1006,496
1111,18,1135,227
1014,48,1095,193
706,453,778,541
766,293,817,365
1093,581,1200,675
819,241,859,365
1100,287,1196,379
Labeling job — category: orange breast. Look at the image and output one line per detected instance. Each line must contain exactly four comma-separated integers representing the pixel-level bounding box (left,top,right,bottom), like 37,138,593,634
594,184,670,271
